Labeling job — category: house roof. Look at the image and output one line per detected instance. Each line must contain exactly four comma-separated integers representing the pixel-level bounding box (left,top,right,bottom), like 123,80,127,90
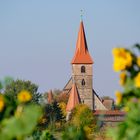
66,84,80,112
94,110,125,115
71,21,93,64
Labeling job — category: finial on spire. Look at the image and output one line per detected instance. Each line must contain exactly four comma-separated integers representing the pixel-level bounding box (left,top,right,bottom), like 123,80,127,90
80,10,83,21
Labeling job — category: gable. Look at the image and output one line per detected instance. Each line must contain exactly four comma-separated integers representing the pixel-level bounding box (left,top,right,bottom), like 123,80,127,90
93,90,108,110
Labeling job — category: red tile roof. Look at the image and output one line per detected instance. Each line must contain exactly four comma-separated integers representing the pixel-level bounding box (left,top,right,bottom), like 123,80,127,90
71,21,93,64
94,110,125,115
66,84,80,112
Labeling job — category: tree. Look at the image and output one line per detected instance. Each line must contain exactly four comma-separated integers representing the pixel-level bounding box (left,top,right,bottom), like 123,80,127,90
4,79,42,104
44,101,64,129
71,104,96,135
62,105,95,140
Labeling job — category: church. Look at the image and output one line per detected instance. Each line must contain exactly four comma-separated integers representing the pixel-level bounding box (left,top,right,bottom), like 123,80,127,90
62,20,125,124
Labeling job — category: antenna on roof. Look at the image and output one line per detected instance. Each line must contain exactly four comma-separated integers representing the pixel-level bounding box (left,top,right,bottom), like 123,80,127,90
80,10,83,21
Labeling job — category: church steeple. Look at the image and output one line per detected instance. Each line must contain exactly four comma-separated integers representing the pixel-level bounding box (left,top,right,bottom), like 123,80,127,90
71,21,93,64
63,20,108,111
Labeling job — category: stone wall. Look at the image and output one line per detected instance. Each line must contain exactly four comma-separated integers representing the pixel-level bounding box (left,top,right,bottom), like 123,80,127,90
72,64,94,110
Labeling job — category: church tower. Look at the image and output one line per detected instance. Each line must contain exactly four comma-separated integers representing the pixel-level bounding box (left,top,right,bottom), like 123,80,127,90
64,20,107,112
71,21,94,110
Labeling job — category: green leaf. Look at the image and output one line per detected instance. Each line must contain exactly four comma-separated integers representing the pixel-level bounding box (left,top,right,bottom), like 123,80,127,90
0,82,3,91
124,77,134,93
0,105,42,139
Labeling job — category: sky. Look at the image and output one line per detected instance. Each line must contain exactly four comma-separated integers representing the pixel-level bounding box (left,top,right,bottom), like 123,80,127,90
0,0,140,98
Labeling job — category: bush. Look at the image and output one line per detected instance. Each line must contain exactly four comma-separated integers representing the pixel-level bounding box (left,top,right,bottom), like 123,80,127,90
71,104,95,135
62,126,90,140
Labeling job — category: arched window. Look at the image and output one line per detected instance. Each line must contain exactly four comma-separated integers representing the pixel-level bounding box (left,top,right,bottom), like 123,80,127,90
81,79,85,86
81,66,85,73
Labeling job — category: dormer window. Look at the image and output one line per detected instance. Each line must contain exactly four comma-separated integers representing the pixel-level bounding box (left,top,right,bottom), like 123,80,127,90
81,66,85,73
81,79,85,86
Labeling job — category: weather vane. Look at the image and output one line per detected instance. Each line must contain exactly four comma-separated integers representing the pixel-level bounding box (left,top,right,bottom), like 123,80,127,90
80,10,83,21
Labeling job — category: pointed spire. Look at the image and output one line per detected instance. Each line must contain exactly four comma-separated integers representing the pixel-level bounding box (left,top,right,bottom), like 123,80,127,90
47,90,53,104
66,84,80,112
71,21,93,64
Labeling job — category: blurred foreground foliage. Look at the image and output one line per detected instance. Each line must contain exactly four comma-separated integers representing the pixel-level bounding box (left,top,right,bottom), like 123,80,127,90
0,78,57,140
0,105,42,139
0,78,96,140
110,43,140,140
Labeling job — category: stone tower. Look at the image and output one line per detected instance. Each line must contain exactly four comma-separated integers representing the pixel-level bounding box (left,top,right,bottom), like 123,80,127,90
71,21,94,110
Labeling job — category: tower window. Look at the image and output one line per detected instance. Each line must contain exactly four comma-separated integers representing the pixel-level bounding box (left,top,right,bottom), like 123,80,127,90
81,79,85,86
81,66,86,73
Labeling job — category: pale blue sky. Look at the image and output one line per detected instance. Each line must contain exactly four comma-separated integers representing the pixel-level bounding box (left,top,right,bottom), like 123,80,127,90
0,0,140,98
